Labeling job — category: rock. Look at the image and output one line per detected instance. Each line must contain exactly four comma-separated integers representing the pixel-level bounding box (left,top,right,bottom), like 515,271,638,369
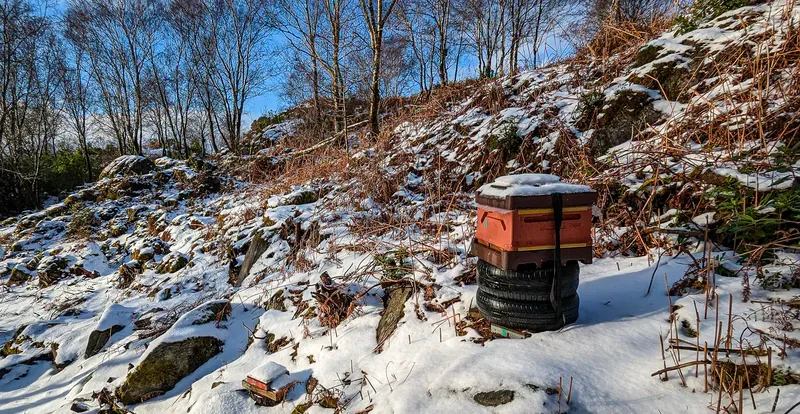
590,89,663,155
64,189,98,207
190,301,231,325
67,209,100,238
234,230,270,286
117,261,142,289
155,253,188,274
115,336,224,405
15,212,46,232
69,263,100,279
7,264,32,286
634,44,664,66
287,191,318,205
69,402,89,412
474,390,515,407
375,282,412,353
131,239,168,263
133,308,165,331
85,304,133,358
37,256,70,288
1,325,28,356
97,177,151,200
630,60,692,102
0,351,54,380
99,155,155,180
131,248,154,263
51,343,73,371
45,203,69,217
84,325,124,358
108,220,128,237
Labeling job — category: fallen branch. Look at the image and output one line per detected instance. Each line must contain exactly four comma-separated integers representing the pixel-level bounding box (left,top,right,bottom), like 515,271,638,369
651,360,711,377
291,120,370,158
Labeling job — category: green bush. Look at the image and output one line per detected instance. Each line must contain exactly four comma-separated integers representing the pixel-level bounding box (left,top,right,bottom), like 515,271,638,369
711,178,800,253
487,120,521,155
675,0,751,35
40,149,92,196
376,249,410,281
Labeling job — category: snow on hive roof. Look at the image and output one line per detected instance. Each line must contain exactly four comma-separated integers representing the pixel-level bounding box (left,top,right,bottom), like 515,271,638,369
248,361,289,383
493,174,561,186
478,174,593,198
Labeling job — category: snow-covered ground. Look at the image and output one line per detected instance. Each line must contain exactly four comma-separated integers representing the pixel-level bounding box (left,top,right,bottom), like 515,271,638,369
2,1,800,412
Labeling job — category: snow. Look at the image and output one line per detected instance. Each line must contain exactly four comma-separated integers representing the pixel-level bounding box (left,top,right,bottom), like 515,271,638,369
247,361,289,383
96,304,134,331
493,174,562,186
712,167,797,191
2,2,800,413
478,175,594,199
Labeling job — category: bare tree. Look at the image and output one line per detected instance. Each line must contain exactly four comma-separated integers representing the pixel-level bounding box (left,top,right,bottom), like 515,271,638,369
58,41,93,181
273,0,324,127
171,0,273,153
359,0,398,134
65,0,163,155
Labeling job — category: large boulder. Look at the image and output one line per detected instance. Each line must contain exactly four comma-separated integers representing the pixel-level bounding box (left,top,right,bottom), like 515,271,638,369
99,156,156,180
114,300,229,405
115,336,223,404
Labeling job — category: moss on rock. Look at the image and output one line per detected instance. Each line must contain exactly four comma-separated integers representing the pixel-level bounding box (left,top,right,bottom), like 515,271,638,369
115,336,223,405
155,254,189,274
631,61,692,102
591,89,663,155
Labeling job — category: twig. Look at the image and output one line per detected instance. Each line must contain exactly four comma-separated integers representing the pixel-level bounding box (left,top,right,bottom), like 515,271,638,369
650,359,712,377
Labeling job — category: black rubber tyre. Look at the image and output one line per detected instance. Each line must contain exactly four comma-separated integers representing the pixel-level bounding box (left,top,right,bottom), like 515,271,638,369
476,259,579,301
476,289,580,331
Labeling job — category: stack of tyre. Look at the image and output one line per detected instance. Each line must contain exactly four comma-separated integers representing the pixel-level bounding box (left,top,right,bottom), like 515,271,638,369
476,259,580,331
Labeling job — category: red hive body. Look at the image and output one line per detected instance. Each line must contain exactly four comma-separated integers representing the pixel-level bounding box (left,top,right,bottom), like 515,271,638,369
471,175,597,271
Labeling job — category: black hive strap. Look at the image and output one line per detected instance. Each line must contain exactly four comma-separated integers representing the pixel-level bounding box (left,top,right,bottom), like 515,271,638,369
550,193,564,324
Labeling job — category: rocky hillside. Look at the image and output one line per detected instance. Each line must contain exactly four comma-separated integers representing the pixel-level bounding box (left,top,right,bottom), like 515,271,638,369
1,1,800,413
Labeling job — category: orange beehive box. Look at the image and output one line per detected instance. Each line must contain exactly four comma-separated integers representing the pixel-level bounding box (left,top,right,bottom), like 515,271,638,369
472,175,596,270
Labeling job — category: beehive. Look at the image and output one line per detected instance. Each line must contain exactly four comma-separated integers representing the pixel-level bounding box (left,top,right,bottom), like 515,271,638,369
472,174,596,271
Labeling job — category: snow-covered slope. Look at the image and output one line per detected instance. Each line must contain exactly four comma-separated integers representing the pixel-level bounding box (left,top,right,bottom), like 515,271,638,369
2,2,800,413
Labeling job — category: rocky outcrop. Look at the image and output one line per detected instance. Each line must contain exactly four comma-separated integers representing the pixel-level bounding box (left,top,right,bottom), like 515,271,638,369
155,253,188,274
590,89,663,155
99,155,155,180
115,336,223,405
